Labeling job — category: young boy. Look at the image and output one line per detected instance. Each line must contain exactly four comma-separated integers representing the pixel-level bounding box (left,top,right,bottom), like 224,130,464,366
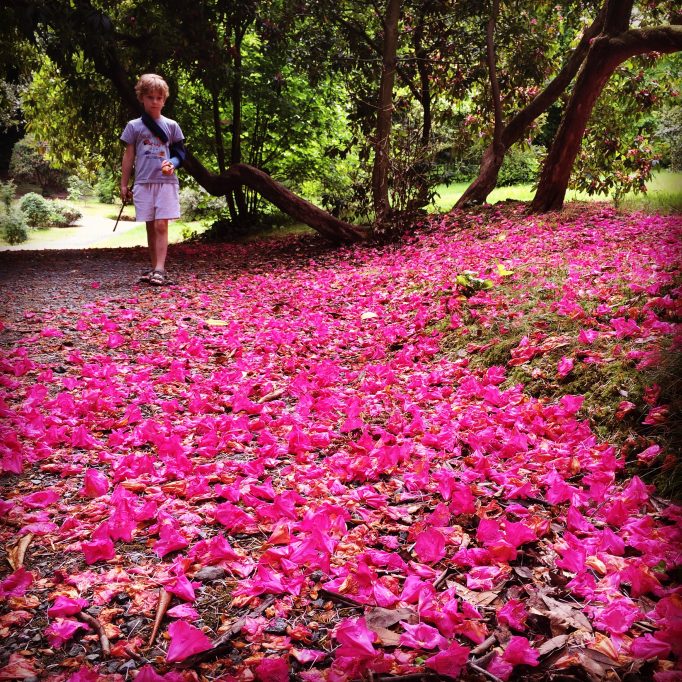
121,73,184,286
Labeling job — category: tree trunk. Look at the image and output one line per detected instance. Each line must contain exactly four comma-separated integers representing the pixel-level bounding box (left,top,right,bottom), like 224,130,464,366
455,4,607,208
486,0,503,153
211,88,226,174
531,24,682,212
371,0,401,223
230,23,248,220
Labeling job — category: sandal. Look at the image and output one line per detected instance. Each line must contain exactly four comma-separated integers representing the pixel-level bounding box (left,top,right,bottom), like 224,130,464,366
149,270,166,286
138,268,154,282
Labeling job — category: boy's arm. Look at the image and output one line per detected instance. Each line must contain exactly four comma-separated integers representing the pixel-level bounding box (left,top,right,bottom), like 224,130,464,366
121,144,134,202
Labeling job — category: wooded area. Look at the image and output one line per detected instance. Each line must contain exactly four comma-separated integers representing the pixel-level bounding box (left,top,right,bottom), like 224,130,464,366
2,0,680,240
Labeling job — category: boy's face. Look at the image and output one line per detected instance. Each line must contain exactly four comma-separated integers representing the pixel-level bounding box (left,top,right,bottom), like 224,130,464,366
141,91,166,118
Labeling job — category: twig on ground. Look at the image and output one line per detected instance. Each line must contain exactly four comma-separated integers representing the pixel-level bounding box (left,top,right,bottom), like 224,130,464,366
77,611,111,658
433,566,454,590
257,389,284,403
318,588,365,608
471,633,497,657
123,646,150,664
469,661,503,682
376,674,441,682
147,587,172,648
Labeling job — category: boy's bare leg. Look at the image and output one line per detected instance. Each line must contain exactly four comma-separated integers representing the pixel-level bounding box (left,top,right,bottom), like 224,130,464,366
151,219,169,272
145,221,157,270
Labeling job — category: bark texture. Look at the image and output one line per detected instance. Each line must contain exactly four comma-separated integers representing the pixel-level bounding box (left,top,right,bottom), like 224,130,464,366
371,0,401,223
531,23,682,212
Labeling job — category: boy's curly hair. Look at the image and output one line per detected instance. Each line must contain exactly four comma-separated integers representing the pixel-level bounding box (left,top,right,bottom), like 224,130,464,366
135,73,169,101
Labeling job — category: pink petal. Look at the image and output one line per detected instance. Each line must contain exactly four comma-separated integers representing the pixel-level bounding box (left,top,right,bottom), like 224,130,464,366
45,618,90,648
414,528,447,563
400,622,447,650
557,356,574,378
334,617,377,658
0,568,33,598
425,641,470,677
497,599,528,632
255,658,289,682
502,636,539,666
81,537,115,565
164,573,196,602
167,604,200,620
166,621,213,663
22,489,59,509
79,469,109,498
630,634,671,659
47,596,89,618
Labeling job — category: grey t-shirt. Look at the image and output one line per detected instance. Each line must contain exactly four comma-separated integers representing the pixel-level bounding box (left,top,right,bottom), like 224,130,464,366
120,116,184,185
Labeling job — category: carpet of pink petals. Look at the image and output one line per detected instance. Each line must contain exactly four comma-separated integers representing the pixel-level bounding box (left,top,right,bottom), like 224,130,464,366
0,205,681,681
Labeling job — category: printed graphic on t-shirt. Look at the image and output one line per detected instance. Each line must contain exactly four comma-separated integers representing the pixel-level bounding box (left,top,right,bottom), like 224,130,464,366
142,136,166,159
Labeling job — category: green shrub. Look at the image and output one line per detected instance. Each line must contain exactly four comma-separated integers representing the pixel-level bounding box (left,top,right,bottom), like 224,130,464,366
498,145,540,186
67,175,93,202
655,105,682,171
9,135,68,194
0,180,16,211
1,208,29,244
50,201,82,227
95,169,117,204
179,186,226,220
20,192,53,226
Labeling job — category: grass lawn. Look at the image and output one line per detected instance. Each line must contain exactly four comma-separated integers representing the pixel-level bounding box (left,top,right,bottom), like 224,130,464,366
430,169,682,213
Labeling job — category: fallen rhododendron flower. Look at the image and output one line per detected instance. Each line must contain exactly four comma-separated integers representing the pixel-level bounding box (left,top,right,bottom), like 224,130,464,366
502,636,539,666
81,536,115,565
0,567,33,597
557,356,574,378
45,618,90,648
334,617,378,658
47,596,89,618
0,653,41,680
400,622,447,650
414,528,447,563
21,489,59,509
165,621,213,662
255,658,289,682
497,599,528,632
291,648,327,664
425,641,470,677
79,469,109,498
630,633,671,659
167,604,199,620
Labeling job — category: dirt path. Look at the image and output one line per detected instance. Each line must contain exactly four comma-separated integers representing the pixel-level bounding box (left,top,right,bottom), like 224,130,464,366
0,212,141,251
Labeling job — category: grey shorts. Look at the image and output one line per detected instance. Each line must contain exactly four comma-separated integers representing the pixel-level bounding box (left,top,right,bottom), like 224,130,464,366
133,183,180,222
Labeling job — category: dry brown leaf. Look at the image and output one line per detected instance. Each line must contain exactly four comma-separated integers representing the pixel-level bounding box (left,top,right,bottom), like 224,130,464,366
7,534,34,570
372,626,402,647
146,588,171,648
365,606,417,630
536,595,593,634
452,582,499,607
536,633,569,657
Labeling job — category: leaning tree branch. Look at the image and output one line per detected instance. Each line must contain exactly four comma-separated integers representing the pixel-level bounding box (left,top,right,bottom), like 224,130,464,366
530,24,682,212
182,154,369,242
